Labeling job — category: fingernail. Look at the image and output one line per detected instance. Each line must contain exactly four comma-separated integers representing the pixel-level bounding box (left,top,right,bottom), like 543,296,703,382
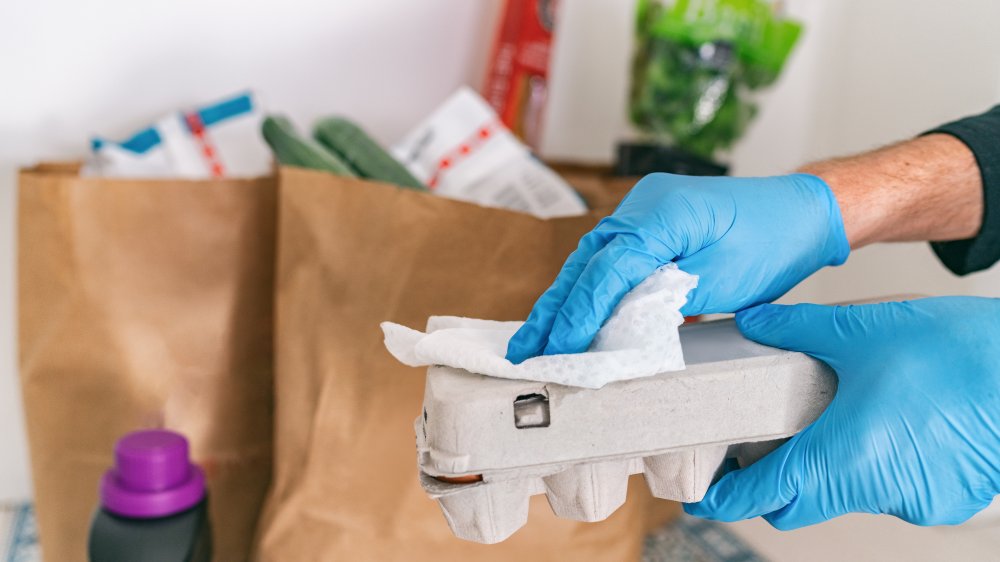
504,343,524,363
505,340,533,364
683,501,710,518
735,305,772,334
543,330,593,356
679,294,699,317
542,336,574,356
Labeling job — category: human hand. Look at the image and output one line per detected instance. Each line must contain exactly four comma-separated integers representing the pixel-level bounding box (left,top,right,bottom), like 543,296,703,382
686,297,1000,529
506,173,849,363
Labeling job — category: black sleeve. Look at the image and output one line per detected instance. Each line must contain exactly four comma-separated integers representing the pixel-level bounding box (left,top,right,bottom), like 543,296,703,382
923,105,1000,275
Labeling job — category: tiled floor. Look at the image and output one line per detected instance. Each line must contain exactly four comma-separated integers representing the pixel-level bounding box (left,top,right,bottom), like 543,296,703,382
1,503,38,562
7,498,1000,561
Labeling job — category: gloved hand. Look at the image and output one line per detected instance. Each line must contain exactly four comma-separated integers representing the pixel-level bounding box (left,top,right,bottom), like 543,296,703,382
506,173,849,363
686,297,1000,529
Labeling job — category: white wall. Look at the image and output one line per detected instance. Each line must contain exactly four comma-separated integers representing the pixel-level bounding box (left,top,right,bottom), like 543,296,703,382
0,0,504,502
543,0,1000,303
2,0,999,501
775,0,1000,304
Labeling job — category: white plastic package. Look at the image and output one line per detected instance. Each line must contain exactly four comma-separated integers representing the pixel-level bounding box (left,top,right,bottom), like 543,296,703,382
82,91,271,178
382,263,697,388
391,87,587,218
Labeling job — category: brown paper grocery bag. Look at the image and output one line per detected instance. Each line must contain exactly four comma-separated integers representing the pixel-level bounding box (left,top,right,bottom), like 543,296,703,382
18,163,276,562
255,167,674,561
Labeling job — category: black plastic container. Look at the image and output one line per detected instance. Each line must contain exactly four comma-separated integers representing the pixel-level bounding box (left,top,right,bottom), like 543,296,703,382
615,141,728,177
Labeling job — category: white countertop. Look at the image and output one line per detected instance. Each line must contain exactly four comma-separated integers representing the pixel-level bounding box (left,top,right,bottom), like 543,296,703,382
728,505,1000,562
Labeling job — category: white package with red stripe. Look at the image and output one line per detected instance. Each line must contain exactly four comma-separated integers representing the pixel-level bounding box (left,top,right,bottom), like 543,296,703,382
82,91,271,179
392,87,587,218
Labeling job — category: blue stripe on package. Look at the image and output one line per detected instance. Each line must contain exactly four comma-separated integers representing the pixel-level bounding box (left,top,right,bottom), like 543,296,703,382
83,91,270,178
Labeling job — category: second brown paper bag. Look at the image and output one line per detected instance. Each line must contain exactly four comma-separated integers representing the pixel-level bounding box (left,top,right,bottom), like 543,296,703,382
255,167,676,561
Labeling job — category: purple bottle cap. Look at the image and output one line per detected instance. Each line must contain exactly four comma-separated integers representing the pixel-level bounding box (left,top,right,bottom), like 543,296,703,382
100,429,206,519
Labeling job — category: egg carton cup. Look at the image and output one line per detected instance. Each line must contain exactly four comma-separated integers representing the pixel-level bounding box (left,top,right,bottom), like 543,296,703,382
415,318,837,543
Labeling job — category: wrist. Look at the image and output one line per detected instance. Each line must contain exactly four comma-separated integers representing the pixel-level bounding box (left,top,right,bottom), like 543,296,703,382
797,158,891,249
797,135,983,248
789,173,851,267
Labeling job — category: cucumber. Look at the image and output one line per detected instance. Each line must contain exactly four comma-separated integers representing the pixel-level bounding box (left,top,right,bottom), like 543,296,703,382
313,117,426,190
262,115,356,176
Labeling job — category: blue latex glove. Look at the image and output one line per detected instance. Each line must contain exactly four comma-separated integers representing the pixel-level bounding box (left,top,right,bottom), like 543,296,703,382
686,297,1000,529
506,173,849,363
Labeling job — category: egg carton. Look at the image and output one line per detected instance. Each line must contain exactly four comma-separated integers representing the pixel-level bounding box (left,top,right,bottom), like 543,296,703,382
415,317,837,544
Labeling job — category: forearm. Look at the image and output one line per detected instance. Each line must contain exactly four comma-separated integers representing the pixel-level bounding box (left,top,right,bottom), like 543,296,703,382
798,134,983,248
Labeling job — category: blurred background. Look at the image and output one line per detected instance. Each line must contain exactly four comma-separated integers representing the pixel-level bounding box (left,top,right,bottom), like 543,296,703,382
3,0,1000,559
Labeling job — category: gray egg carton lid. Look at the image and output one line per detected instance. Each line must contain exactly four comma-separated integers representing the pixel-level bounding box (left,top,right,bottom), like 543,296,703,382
414,317,837,543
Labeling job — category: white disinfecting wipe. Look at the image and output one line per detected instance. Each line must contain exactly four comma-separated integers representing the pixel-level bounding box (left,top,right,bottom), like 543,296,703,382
381,263,697,389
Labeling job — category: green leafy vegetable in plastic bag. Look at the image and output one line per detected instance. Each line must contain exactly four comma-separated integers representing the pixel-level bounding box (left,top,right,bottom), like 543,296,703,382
629,0,802,161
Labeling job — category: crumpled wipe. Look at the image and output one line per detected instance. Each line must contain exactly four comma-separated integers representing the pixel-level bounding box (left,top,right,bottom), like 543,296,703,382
381,263,697,389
